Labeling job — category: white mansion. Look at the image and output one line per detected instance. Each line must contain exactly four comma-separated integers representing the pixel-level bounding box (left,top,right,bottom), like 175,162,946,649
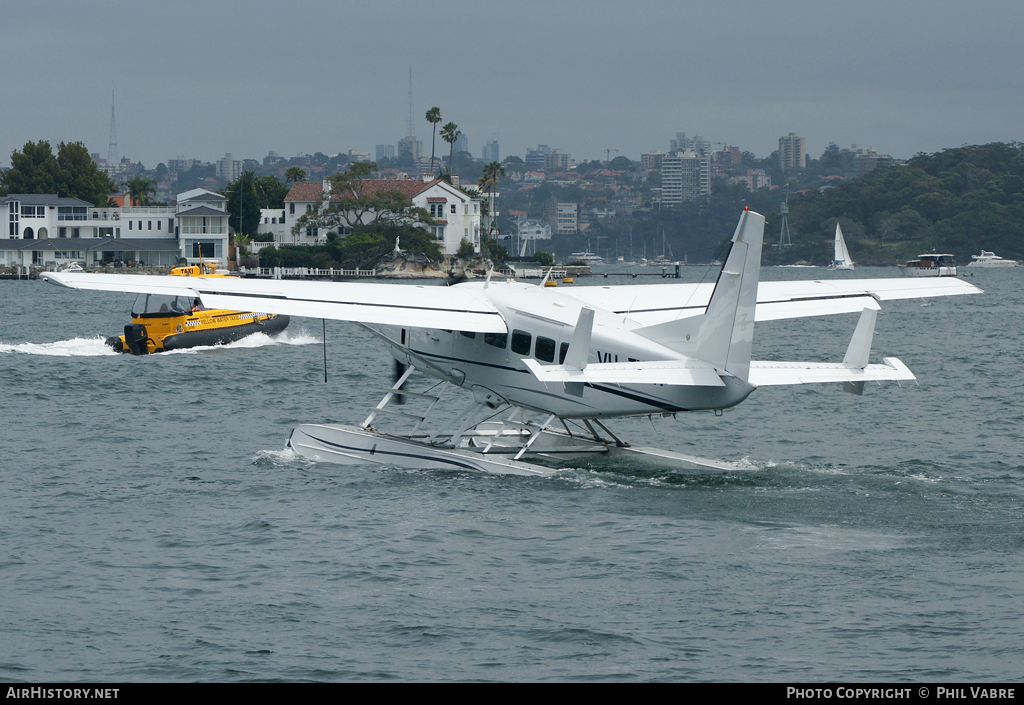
1,188,230,269
257,176,484,255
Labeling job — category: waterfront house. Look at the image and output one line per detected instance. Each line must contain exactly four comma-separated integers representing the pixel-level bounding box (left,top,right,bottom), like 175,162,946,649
258,176,482,255
1,188,230,269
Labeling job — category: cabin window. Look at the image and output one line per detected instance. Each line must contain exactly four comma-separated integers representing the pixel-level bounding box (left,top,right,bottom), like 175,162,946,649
484,332,507,349
459,331,476,339
511,330,532,355
131,293,191,317
535,336,556,363
559,342,570,364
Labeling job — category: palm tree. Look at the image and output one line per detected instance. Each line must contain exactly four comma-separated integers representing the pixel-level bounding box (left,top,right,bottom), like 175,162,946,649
285,166,307,185
478,162,505,239
440,122,461,178
425,107,442,176
124,176,156,206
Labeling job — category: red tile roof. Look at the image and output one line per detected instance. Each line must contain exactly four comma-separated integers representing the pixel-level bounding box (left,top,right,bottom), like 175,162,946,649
283,182,325,202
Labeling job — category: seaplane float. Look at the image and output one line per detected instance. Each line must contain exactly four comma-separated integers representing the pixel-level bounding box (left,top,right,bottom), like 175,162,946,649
103,261,289,354
41,209,981,476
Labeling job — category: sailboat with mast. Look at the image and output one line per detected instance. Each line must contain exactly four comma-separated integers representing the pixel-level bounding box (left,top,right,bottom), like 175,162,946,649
830,223,854,270
651,230,674,266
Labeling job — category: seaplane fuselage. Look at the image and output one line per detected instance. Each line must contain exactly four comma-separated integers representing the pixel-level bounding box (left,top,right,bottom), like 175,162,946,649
371,280,756,419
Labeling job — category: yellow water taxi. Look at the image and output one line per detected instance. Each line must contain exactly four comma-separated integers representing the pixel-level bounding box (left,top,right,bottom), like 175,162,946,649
105,263,289,354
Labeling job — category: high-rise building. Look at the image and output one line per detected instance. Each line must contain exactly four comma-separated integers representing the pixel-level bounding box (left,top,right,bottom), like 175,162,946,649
554,202,578,235
216,152,242,181
660,151,711,207
398,137,423,160
482,138,499,163
779,132,806,170
641,150,663,170
670,133,712,158
376,144,395,162
525,145,551,169
545,149,571,171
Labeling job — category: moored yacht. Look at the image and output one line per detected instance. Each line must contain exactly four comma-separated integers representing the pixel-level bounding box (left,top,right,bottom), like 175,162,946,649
966,250,1018,268
899,253,957,277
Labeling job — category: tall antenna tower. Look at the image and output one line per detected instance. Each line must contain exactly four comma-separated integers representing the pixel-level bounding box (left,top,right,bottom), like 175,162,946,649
107,87,118,169
778,188,793,248
405,66,415,139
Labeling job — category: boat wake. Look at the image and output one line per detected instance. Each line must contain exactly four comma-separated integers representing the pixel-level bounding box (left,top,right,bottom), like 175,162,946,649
148,329,320,354
0,336,117,357
227,329,320,348
0,329,317,357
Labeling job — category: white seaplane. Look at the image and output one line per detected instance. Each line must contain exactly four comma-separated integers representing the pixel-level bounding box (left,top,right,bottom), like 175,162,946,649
42,210,981,476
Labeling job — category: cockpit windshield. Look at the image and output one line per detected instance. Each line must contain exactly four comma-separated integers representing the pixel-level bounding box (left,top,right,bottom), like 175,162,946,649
131,294,193,317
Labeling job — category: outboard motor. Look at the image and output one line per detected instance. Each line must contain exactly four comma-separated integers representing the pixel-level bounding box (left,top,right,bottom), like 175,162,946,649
104,335,125,352
124,324,149,355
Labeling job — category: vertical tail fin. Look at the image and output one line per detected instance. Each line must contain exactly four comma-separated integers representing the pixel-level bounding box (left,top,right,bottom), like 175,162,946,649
635,209,765,382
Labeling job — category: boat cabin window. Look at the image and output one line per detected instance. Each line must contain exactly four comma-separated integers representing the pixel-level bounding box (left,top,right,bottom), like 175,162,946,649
559,342,570,364
459,331,476,339
484,332,507,349
535,336,556,363
131,294,192,317
511,330,532,355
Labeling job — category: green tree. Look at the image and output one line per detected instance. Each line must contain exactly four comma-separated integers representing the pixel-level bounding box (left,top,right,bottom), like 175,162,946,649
224,171,262,236
1,141,60,196
425,107,442,176
608,156,634,171
290,161,432,237
440,122,461,177
1,140,115,205
482,238,509,264
57,142,118,205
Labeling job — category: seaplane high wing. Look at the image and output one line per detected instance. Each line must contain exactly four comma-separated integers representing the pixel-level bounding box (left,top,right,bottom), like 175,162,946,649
41,209,982,475
43,271,508,333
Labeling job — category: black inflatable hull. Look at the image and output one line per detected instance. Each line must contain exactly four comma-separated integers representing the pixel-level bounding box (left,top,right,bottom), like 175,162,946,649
161,315,290,351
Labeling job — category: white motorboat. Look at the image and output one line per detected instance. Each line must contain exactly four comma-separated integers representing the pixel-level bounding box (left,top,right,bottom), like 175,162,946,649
567,251,604,264
966,250,1018,268
899,253,957,277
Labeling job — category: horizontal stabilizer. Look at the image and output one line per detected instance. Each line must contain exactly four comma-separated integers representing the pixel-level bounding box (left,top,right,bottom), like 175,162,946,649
522,358,726,387
748,356,914,386
568,277,981,327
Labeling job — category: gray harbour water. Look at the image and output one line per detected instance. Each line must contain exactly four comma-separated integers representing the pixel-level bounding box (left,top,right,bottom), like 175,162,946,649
1,267,1022,682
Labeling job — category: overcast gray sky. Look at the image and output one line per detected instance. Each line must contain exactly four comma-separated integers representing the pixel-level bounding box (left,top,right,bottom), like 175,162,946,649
3,0,1021,169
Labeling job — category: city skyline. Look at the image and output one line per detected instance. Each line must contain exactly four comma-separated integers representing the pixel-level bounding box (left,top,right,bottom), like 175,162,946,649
2,1,1021,170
